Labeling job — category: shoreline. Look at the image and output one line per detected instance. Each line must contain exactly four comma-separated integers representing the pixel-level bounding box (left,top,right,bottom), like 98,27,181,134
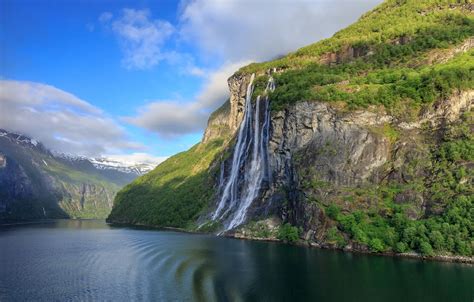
5,218,472,264
0,218,107,227
0,219,58,226
232,233,474,265
107,220,474,265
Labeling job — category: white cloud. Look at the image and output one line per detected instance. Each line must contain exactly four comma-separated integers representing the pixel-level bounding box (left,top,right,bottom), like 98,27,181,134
180,0,382,62
124,61,248,137
123,0,382,138
104,9,174,69
0,80,101,114
125,100,207,137
0,80,144,157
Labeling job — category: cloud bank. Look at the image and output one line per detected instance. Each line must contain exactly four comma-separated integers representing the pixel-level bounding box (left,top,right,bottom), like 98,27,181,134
124,61,247,137
179,0,381,62
123,0,382,138
0,80,143,156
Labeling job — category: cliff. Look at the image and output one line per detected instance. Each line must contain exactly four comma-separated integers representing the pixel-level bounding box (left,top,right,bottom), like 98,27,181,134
0,130,138,221
108,0,473,258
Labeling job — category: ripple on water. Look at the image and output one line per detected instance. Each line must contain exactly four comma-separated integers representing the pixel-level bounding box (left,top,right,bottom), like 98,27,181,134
2,221,473,302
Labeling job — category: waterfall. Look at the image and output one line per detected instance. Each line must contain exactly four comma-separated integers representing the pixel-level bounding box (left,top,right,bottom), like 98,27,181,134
211,74,275,231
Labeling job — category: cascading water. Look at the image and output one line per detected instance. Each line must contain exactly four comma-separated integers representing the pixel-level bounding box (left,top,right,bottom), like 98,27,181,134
211,74,275,231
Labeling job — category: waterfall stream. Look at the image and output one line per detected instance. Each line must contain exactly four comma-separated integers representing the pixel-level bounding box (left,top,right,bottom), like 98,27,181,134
211,74,275,231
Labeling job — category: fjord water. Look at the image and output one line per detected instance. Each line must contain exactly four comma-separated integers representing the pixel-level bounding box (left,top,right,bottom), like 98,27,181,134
0,220,472,302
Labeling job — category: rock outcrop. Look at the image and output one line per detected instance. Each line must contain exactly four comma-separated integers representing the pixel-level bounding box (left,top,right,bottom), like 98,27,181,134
202,65,472,253
263,90,472,239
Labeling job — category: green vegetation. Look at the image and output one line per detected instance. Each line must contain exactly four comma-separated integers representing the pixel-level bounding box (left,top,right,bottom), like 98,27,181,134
326,227,347,248
372,124,400,144
240,0,473,74
242,220,275,238
326,194,472,256
277,223,300,243
251,75,270,101
322,111,473,256
108,139,227,228
268,47,473,111
237,1,473,112
197,220,222,233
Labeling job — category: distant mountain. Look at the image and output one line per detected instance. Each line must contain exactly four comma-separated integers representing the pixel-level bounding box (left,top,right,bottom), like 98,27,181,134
55,154,157,186
0,129,153,221
88,157,156,176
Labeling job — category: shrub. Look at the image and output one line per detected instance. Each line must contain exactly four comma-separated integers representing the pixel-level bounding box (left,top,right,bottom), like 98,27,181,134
326,204,341,220
420,241,434,256
369,238,385,252
327,227,347,248
395,242,408,253
277,223,300,243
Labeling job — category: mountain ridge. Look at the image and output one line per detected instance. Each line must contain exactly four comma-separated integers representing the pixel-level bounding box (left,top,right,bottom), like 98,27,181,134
0,129,153,220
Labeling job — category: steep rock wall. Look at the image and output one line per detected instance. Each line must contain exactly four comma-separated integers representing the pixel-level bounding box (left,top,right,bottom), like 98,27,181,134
211,73,472,243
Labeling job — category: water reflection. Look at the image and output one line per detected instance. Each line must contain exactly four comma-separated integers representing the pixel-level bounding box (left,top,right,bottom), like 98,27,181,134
0,220,472,301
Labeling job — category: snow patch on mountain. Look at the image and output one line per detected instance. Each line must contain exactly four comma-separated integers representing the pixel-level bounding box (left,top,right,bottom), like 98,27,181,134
1,129,165,176
0,129,46,151
89,157,158,175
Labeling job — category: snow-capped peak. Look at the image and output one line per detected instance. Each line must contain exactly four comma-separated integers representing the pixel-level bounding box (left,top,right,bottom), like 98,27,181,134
1,129,165,176
0,129,44,150
89,157,159,175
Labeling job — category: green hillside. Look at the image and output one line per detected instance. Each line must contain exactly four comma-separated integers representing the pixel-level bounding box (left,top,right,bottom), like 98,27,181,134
245,0,473,111
108,0,473,257
107,138,226,227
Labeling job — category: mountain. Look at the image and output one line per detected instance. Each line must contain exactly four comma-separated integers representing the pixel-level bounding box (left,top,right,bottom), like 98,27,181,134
108,1,473,258
88,157,156,176
0,129,152,221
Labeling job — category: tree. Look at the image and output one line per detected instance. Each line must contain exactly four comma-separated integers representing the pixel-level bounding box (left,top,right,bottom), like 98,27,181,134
420,241,434,256
429,230,445,251
395,242,408,253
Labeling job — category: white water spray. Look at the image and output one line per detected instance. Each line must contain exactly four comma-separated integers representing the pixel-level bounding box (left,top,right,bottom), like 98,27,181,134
211,74,275,231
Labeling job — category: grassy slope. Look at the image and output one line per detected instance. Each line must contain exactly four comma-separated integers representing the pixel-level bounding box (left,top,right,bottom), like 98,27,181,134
241,0,472,73
244,0,473,112
107,139,226,228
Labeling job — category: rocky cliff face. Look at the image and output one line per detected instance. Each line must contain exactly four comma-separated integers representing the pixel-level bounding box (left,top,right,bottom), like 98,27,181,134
264,90,471,240
0,130,136,221
202,74,252,144
199,67,473,253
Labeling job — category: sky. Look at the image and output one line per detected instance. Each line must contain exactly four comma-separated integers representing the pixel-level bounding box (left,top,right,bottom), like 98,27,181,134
0,0,382,164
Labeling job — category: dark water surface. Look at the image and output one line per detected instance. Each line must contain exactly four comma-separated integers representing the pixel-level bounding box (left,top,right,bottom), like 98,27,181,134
0,220,472,301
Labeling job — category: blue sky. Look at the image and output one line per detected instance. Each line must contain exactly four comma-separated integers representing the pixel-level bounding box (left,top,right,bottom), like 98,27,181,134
0,0,381,164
